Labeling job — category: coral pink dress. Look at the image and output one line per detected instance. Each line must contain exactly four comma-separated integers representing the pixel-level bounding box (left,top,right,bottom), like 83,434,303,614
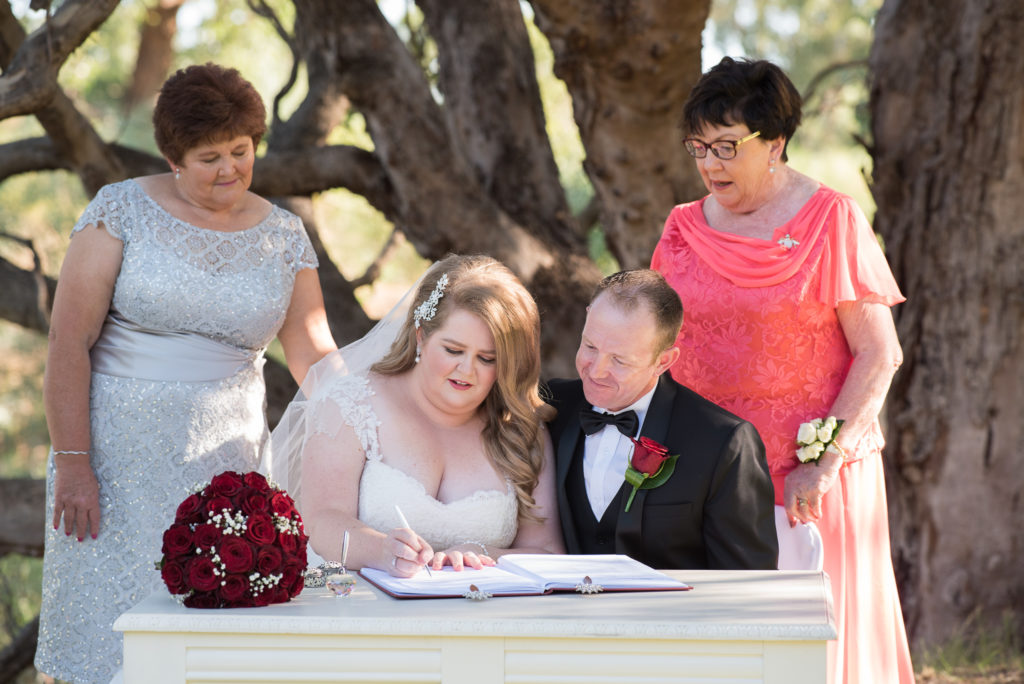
652,185,914,684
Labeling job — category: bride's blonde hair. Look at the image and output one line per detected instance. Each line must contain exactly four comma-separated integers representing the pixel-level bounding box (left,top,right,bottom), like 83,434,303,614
372,255,554,521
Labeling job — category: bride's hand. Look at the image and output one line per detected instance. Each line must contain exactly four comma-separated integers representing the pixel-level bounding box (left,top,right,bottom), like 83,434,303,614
430,545,496,571
385,527,434,578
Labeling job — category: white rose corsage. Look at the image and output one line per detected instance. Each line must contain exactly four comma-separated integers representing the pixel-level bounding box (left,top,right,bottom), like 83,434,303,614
795,416,846,464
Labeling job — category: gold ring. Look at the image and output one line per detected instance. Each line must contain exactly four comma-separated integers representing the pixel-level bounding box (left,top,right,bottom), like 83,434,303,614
797,498,807,506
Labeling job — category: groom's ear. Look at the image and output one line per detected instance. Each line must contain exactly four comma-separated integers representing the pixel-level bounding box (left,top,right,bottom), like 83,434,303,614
654,346,680,375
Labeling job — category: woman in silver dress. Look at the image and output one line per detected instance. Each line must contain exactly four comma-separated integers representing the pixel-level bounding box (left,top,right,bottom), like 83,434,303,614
35,63,336,683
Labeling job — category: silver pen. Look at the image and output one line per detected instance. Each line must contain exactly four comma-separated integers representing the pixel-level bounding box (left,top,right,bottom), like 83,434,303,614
394,504,432,577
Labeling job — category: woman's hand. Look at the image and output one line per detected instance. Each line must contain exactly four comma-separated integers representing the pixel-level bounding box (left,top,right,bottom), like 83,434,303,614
52,454,101,541
783,451,842,525
384,527,434,578
430,544,496,571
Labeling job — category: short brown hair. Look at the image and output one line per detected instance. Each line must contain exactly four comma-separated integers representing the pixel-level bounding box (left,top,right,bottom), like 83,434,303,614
152,63,267,164
591,269,683,356
681,57,802,162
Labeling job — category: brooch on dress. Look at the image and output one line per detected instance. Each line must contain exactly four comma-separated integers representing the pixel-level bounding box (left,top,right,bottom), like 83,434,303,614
777,234,800,250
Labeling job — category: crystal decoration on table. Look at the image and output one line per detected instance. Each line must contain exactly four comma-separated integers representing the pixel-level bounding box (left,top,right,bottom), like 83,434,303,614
325,530,356,597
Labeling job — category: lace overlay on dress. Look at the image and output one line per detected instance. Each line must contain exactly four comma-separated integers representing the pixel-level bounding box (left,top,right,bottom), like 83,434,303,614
306,373,518,554
36,179,317,684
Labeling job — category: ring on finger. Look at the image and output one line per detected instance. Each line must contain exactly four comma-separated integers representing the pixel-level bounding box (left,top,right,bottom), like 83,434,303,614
797,498,807,506
392,556,399,568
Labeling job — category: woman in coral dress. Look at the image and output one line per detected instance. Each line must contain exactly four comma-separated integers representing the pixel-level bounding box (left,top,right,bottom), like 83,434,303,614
652,57,914,683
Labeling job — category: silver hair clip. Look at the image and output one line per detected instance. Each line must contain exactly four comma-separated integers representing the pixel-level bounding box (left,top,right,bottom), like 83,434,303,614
413,273,449,329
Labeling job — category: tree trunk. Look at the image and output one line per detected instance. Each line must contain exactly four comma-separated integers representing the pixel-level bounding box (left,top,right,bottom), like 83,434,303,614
869,0,1024,649
0,478,45,557
529,0,709,268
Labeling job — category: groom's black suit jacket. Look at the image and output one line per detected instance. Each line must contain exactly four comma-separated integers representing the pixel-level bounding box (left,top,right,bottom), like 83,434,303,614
546,374,778,570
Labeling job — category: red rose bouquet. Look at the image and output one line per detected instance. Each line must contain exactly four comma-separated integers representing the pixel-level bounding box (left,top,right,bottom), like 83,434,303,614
157,471,308,608
623,437,679,512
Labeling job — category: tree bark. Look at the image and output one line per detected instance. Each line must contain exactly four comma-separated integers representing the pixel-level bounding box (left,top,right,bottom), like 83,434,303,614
870,0,1024,648
0,479,45,557
529,0,709,268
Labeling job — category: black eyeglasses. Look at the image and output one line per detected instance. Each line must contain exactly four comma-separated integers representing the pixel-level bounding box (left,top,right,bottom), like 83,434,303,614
683,131,761,160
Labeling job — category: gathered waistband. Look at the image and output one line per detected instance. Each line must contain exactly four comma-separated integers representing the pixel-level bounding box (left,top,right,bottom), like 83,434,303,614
90,313,263,382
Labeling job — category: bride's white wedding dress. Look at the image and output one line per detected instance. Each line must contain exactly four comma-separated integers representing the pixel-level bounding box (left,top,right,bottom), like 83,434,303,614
287,371,518,560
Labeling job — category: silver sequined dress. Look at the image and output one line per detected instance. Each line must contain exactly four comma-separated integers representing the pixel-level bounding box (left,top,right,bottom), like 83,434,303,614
34,179,317,684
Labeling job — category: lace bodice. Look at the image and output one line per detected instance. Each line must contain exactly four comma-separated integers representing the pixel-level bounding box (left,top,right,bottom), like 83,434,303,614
72,179,317,350
311,373,519,551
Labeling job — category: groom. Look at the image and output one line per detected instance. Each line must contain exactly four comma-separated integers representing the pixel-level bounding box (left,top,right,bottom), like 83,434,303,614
546,269,777,569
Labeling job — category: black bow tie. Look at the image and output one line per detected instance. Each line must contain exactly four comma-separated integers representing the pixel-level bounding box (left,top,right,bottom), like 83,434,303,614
579,407,639,437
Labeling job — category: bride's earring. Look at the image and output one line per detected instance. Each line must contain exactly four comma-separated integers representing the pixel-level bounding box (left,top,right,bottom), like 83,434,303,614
415,346,421,364
174,168,181,179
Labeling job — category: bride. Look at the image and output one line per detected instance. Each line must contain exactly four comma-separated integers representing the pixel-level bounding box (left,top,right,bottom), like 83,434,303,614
266,254,564,576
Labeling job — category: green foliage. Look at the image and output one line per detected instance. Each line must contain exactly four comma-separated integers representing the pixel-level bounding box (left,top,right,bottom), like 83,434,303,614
706,0,881,148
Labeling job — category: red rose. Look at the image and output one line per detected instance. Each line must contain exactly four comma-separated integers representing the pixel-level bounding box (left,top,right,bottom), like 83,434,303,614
184,591,220,609
185,556,220,593
256,545,284,575
246,513,277,546
269,492,296,517
271,585,291,605
243,471,271,493
220,574,251,603
175,493,204,524
252,588,275,607
210,471,245,497
204,495,234,518
160,559,189,594
629,437,670,476
277,531,298,555
240,490,270,516
281,561,305,597
192,523,223,551
220,536,256,574
161,524,194,558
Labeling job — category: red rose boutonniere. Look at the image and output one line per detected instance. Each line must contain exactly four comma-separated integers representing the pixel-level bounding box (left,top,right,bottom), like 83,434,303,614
623,437,679,512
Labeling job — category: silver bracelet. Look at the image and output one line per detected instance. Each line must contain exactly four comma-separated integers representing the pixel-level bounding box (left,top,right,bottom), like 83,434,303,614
462,540,488,556
53,450,90,456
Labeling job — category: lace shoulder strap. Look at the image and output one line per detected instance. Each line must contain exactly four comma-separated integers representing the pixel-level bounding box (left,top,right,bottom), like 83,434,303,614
309,373,382,462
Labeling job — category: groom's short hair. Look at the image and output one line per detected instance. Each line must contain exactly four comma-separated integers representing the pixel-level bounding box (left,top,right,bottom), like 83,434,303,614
590,269,683,355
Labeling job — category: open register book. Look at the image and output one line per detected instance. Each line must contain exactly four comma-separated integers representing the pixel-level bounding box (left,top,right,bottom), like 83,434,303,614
359,553,692,599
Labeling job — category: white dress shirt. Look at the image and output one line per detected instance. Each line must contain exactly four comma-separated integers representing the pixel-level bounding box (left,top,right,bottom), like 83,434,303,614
583,386,657,520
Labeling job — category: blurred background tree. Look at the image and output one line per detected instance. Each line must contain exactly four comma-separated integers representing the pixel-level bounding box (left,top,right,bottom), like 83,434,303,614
2,1,1021,682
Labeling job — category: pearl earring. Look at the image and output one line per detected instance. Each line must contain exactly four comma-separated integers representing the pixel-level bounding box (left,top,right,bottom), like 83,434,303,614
414,346,421,364
174,168,181,179
768,159,776,174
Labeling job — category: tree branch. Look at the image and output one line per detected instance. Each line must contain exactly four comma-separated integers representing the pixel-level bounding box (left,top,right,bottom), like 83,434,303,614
0,0,120,119
802,58,869,106
418,0,578,250
0,614,38,684
247,0,302,129
0,241,54,333
349,228,405,289
252,146,397,218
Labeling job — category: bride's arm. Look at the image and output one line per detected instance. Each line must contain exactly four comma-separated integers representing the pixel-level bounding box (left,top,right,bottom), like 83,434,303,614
301,429,432,577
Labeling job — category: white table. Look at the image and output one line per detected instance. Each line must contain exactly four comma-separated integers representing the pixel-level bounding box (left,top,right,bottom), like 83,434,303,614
114,570,835,684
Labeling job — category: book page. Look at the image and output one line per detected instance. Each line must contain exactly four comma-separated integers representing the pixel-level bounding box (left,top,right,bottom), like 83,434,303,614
496,554,690,591
359,565,544,598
